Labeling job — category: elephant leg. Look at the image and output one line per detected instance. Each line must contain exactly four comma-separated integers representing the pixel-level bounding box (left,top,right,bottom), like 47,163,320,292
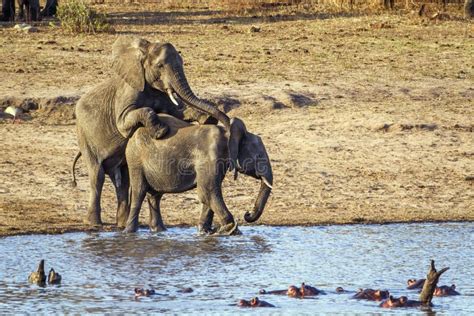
17,2,24,20
117,107,168,140
109,166,130,228
85,159,105,226
124,170,147,233
26,4,30,22
147,193,166,232
197,181,239,236
197,204,215,235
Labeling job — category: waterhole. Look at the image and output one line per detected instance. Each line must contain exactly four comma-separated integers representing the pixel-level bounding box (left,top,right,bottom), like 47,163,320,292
0,223,473,314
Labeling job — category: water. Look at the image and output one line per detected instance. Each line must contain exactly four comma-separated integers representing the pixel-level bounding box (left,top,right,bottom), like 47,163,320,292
0,223,473,314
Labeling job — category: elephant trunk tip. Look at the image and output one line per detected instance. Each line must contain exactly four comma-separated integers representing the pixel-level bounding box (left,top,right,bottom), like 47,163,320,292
244,211,259,223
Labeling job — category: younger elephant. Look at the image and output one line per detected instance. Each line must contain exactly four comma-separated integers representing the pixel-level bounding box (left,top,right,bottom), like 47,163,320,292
124,115,273,234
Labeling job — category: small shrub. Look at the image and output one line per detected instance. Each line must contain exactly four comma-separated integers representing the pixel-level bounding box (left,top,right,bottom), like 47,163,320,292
57,0,112,34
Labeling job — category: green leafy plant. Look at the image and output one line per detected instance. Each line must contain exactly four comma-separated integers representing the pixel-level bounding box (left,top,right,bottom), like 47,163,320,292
56,0,112,34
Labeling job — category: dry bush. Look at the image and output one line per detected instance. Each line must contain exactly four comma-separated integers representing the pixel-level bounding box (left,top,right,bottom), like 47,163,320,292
57,0,113,33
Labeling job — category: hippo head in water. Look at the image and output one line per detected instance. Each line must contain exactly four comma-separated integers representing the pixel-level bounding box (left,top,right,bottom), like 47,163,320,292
300,283,321,296
353,288,390,301
380,296,421,308
134,288,155,297
434,285,460,296
287,285,300,297
407,278,425,289
238,297,274,308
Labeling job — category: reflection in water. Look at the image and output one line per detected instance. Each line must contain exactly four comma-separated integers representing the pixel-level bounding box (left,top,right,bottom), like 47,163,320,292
0,224,473,314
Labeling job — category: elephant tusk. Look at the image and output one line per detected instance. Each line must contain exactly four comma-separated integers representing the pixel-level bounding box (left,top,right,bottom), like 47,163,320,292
262,177,273,190
167,90,179,106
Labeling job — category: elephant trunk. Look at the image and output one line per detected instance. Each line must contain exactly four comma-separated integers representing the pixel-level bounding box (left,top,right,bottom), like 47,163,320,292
244,173,273,223
168,65,231,131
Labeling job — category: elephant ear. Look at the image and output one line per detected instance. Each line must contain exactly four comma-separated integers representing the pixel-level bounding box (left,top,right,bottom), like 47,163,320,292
228,117,247,178
112,36,150,92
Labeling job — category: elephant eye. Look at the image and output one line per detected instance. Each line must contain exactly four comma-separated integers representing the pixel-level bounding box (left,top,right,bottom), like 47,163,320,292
157,63,164,68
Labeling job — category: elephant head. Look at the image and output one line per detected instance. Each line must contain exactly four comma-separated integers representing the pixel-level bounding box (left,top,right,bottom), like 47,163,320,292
111,36,230,130
229,118,273,223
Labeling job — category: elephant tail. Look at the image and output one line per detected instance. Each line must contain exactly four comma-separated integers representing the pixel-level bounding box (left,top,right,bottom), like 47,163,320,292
71,151,82,188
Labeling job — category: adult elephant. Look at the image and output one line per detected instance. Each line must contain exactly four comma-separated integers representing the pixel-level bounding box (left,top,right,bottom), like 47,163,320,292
75,36,231,228
123,115,273,234
1,0,15,21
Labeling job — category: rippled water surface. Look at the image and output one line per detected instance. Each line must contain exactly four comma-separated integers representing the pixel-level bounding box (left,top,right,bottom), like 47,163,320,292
0,223,473,314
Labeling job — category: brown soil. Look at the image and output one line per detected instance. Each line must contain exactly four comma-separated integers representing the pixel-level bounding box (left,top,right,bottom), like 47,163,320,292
0,7,473,237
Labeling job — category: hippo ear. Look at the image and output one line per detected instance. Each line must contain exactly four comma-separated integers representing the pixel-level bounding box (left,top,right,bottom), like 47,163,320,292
112,36,150,91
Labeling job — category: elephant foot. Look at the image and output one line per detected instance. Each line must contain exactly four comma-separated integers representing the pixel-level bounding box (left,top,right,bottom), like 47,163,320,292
211,221,241,236
85,213,102,227
149,124,169,139
123,224,138,234
150,224,167,233
116,215,129,229
116,220,127,229
197,224,216,235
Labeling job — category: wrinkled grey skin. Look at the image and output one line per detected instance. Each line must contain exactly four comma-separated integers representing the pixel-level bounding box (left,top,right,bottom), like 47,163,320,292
75,36,231,227
124,115,273,234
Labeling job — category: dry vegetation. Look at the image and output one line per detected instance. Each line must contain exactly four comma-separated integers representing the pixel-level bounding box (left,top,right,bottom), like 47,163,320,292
0,3,473,236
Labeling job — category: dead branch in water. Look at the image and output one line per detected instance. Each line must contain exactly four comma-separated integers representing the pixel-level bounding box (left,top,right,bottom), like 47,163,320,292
419,260,449,305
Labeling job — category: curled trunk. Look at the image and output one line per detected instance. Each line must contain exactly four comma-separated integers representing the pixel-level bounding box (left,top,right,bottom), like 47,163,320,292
244,175,272,223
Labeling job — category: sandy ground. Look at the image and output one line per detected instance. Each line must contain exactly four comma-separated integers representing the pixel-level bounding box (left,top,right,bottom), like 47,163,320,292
0,7,473,236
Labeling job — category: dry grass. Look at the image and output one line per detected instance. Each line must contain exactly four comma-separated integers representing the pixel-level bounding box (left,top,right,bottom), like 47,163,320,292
83,0,467,14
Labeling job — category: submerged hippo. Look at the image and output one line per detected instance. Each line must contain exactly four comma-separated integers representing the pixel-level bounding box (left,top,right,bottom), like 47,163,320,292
407,279,425,289
259,283,322,298
177,287,193,293
380,296,422,308
48,268,62,285
134,288,156,297
381,260,450,308
434,285,460,296
352,288,390,301
335,287,346,293
408,279,460,296
238,297,274,308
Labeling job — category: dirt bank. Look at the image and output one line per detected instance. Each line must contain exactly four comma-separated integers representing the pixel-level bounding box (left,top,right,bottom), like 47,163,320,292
0,9,473,236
